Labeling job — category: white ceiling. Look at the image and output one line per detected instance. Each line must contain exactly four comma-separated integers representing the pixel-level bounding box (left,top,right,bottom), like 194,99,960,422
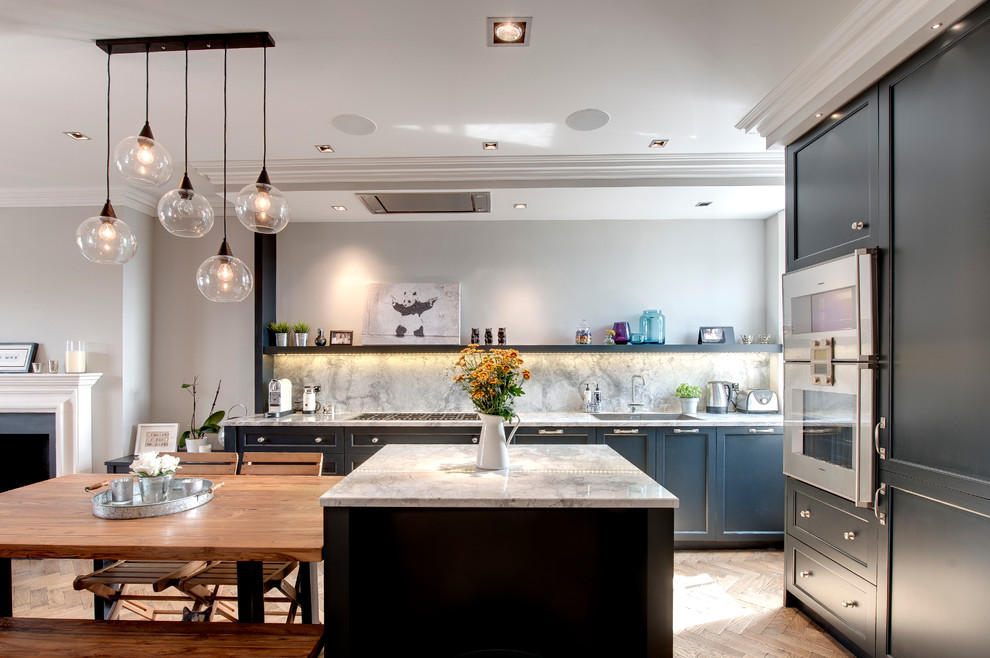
0,0,978,222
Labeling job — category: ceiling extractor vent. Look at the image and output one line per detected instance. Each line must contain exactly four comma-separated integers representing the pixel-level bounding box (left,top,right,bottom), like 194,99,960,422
358,192,491,214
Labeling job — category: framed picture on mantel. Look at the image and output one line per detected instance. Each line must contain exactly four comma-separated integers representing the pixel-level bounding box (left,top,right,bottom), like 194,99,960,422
0,342,38,373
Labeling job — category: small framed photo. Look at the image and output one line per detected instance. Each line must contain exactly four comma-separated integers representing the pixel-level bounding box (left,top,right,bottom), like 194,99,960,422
330,330,354,345
698,326,735,344
135,423,179,453
0,342,38,373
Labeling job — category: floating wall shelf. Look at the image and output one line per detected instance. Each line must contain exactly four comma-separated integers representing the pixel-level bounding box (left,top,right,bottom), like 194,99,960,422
264,344,782,355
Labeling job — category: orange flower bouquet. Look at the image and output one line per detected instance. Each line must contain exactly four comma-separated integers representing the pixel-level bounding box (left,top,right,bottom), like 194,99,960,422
453,345,532,421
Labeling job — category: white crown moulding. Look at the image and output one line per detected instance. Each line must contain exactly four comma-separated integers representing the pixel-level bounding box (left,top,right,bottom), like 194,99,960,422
737,0,984,147
0,186,158,216
190,153,785,189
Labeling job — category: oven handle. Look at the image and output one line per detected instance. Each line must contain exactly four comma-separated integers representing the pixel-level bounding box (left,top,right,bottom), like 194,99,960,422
854,363,877,508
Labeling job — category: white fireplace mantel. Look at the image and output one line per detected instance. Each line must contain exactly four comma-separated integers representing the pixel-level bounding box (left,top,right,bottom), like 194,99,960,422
0,373,102,475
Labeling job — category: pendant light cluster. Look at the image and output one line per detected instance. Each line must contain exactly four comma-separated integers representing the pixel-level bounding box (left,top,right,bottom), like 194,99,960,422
79,32,285,304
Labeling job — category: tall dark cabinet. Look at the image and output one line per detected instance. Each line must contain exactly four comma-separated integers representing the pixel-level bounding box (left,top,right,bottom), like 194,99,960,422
784,3,990,656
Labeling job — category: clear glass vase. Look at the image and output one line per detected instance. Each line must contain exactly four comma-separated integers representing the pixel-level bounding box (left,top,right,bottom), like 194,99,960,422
137,474,173,504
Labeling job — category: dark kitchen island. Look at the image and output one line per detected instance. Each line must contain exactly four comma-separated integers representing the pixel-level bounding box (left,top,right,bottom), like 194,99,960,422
320,443,678,658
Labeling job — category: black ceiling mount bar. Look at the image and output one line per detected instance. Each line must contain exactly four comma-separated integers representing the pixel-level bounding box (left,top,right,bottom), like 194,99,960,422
95,32,273,55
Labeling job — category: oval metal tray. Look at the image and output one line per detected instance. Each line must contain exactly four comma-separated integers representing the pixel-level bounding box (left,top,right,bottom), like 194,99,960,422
92,477,217,520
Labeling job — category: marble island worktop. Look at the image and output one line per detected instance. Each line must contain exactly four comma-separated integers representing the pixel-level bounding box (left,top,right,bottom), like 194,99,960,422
223,409,782,428
319,444,679,509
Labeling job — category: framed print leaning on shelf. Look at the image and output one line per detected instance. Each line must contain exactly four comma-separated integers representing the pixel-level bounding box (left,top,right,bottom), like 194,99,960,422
330,330,353,345
135,423,179,453
0,343,38,373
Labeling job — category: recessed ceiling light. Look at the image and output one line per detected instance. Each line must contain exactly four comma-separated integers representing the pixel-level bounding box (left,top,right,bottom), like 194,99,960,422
831,113,842,119
566,109,611,132
814,112,823,118
649,139,668,148
331,205,347,212
63,131,90,140
931,22,943,29
695,201,713,207
488,17,532,46
483,142,498,150
513,203,527,209
315,144,334,153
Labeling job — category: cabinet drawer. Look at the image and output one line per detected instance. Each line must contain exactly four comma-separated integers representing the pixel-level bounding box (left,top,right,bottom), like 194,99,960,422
242,429,340,448
787,478,877,583
788,539,876,654
514,427,594,445
347,429,479,448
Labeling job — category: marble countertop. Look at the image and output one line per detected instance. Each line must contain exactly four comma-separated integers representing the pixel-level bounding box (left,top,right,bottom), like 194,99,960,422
319,444,679,509
223,410,782,428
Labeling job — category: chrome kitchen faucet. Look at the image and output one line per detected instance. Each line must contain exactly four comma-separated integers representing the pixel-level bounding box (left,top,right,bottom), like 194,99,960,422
629,374,646,413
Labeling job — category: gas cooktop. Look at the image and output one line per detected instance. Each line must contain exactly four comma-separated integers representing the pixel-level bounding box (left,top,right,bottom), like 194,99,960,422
352,412,480,421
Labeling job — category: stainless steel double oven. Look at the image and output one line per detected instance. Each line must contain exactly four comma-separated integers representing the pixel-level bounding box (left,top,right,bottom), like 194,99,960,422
782,248,879,507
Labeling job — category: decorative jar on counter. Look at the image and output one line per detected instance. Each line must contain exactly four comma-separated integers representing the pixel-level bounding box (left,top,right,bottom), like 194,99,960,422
575,319,592,344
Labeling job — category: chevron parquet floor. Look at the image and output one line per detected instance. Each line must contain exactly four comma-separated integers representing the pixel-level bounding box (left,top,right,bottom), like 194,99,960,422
12,549,853,656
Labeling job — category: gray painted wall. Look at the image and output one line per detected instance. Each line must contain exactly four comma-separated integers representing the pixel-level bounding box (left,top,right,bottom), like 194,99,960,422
275,218,770,345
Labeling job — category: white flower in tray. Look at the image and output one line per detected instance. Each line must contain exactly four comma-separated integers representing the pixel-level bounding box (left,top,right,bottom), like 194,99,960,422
130,451,181,478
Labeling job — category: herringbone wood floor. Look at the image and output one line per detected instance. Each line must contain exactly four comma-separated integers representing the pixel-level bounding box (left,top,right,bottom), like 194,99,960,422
12,549,853,656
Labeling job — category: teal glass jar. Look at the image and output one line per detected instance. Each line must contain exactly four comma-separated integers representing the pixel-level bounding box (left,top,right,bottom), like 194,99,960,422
639,309,665,344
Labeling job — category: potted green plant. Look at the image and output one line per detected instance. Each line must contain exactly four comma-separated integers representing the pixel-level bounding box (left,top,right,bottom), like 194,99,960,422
675,383,703,414
292,321,311,346
180,376,224,452
269,321,290,346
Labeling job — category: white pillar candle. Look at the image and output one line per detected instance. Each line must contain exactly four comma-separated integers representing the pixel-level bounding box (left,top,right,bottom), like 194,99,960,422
65,340,86,373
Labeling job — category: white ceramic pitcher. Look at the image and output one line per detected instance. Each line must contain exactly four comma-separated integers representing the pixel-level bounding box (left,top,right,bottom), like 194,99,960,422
476,413,520,470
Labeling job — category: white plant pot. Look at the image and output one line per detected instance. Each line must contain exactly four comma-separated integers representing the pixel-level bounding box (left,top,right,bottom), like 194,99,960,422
185,437,208,453
679,397,700,414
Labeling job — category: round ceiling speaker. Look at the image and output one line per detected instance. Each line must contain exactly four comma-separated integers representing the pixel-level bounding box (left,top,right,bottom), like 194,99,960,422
332,114,378,136
565,108,611,132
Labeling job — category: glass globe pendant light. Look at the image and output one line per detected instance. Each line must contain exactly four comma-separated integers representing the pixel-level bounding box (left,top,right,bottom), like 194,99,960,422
114,45,172,188
158,45,215,237
198,45,253,302
77,47,138,264
235,45,289,234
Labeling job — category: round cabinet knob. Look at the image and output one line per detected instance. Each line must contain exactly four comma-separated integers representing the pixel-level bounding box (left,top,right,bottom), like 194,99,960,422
314,437,323,444
851,221,865,230
799,570,812,578
472,437,478,444
841,600,858,608
843,531,856,541
799,510,811,518
257,437,266,443
371,437,379,444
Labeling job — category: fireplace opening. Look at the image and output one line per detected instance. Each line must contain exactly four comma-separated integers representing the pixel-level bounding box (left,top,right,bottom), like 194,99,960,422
0,413,56,493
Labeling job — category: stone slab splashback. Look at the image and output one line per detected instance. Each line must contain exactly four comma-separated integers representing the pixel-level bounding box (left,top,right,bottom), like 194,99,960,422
274,352,772,414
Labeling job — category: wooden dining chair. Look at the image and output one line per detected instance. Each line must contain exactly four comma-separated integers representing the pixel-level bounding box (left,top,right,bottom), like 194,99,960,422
176,452,327,622
72,452,239,620
161,451,239,476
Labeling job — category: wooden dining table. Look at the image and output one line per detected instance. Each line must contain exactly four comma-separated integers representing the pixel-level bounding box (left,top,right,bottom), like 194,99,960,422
0,473,331,624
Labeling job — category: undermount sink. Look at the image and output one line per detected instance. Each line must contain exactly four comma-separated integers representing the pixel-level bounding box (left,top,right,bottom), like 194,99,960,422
591,412,701,421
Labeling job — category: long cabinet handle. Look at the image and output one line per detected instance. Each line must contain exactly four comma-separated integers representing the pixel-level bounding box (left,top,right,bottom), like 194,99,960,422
673,428,699,434
748,428,775,434
538,429,564,435
613,428,639,434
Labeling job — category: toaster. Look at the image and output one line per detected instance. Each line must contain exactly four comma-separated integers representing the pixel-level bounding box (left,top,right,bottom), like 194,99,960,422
734,389,779,413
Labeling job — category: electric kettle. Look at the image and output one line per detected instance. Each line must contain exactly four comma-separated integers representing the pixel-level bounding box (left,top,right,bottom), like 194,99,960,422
705,380,737,414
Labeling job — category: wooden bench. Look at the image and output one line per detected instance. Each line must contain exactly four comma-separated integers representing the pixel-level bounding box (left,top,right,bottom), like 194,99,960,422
0,617,323,656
